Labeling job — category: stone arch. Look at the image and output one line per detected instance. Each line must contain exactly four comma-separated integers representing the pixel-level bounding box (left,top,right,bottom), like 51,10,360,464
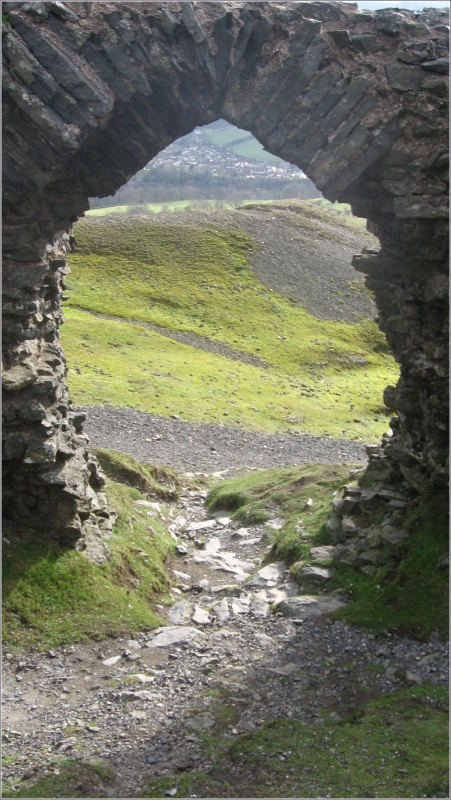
3,1,448,557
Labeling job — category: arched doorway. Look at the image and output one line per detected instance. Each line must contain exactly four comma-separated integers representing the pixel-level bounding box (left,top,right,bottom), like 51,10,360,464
3,1,448,554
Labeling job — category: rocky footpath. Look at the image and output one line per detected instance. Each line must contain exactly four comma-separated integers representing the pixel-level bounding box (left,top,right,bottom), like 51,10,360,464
3,482,448,797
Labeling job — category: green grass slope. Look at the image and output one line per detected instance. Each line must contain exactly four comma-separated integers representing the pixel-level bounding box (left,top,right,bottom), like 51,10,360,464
3,452,176,651
86,199,232,217
86,197,362,222
63,211,398,440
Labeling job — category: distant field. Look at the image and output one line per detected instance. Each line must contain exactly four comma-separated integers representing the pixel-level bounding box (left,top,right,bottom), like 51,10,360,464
241,198,367,231
63,210,398,440
232,138,281,163
86,197,360,222
86,199,228,217
310,198,355,216
203,122,282,164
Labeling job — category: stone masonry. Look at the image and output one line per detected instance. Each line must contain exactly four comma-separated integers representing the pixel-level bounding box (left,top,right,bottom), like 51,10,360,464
2,2,448,562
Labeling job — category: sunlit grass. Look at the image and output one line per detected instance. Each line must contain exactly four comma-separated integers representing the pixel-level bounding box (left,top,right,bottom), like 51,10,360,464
64,214,398,439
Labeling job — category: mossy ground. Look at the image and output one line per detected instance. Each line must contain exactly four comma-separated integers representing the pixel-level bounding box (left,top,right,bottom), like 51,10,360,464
331,491,449,639
2,451,176,651
94,447,179,501
141,685,449,798
63,209,398,440
5,687,448,800
2,759,115,798
243,197,368,232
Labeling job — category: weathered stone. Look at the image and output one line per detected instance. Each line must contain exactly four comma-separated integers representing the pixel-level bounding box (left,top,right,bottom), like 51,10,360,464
359,549,385,565
294,565,333,590
211,597,230,623
49,2,80,23
386,62,424,91
146,626,205,649
350,34,380,53
187,712,215,732
186,519,216,532
192,605,210,625
421,58,449,75
231,596,250,615
22,2,49,22
250,596,270,618
375,11,404,36
380,525,408,546
102,655,121,667
134,673,155,684
275,595,346,619
168,600,192,625
3,362,38,392
120,690,154,701
328,29,350,46
310,546,336,564
422,75,449,101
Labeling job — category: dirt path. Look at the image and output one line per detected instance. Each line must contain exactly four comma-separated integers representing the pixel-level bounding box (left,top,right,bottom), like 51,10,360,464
81,405,368,473
3,485,447,797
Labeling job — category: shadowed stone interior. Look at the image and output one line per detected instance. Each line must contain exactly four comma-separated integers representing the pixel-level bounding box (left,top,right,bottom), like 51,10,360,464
2,1,448,563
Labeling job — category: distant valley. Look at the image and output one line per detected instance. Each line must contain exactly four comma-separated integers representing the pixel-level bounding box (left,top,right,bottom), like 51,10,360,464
89,120,321,209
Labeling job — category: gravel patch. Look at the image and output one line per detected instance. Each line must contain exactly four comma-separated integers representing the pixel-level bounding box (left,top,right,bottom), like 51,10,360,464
81,405,368,472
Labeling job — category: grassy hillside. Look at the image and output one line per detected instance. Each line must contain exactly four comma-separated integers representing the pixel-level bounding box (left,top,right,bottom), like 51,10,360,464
86,197,362,224
62,208,398,439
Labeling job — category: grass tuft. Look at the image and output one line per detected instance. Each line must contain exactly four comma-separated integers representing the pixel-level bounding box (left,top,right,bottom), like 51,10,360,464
2,758,115,798
94,447,179,500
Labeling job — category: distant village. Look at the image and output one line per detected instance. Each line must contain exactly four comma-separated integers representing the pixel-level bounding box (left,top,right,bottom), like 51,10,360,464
90,124,319,207
145,126,308,185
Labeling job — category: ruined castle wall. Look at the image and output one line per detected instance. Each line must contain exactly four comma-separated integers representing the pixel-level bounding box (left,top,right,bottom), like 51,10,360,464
2,1,448,559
